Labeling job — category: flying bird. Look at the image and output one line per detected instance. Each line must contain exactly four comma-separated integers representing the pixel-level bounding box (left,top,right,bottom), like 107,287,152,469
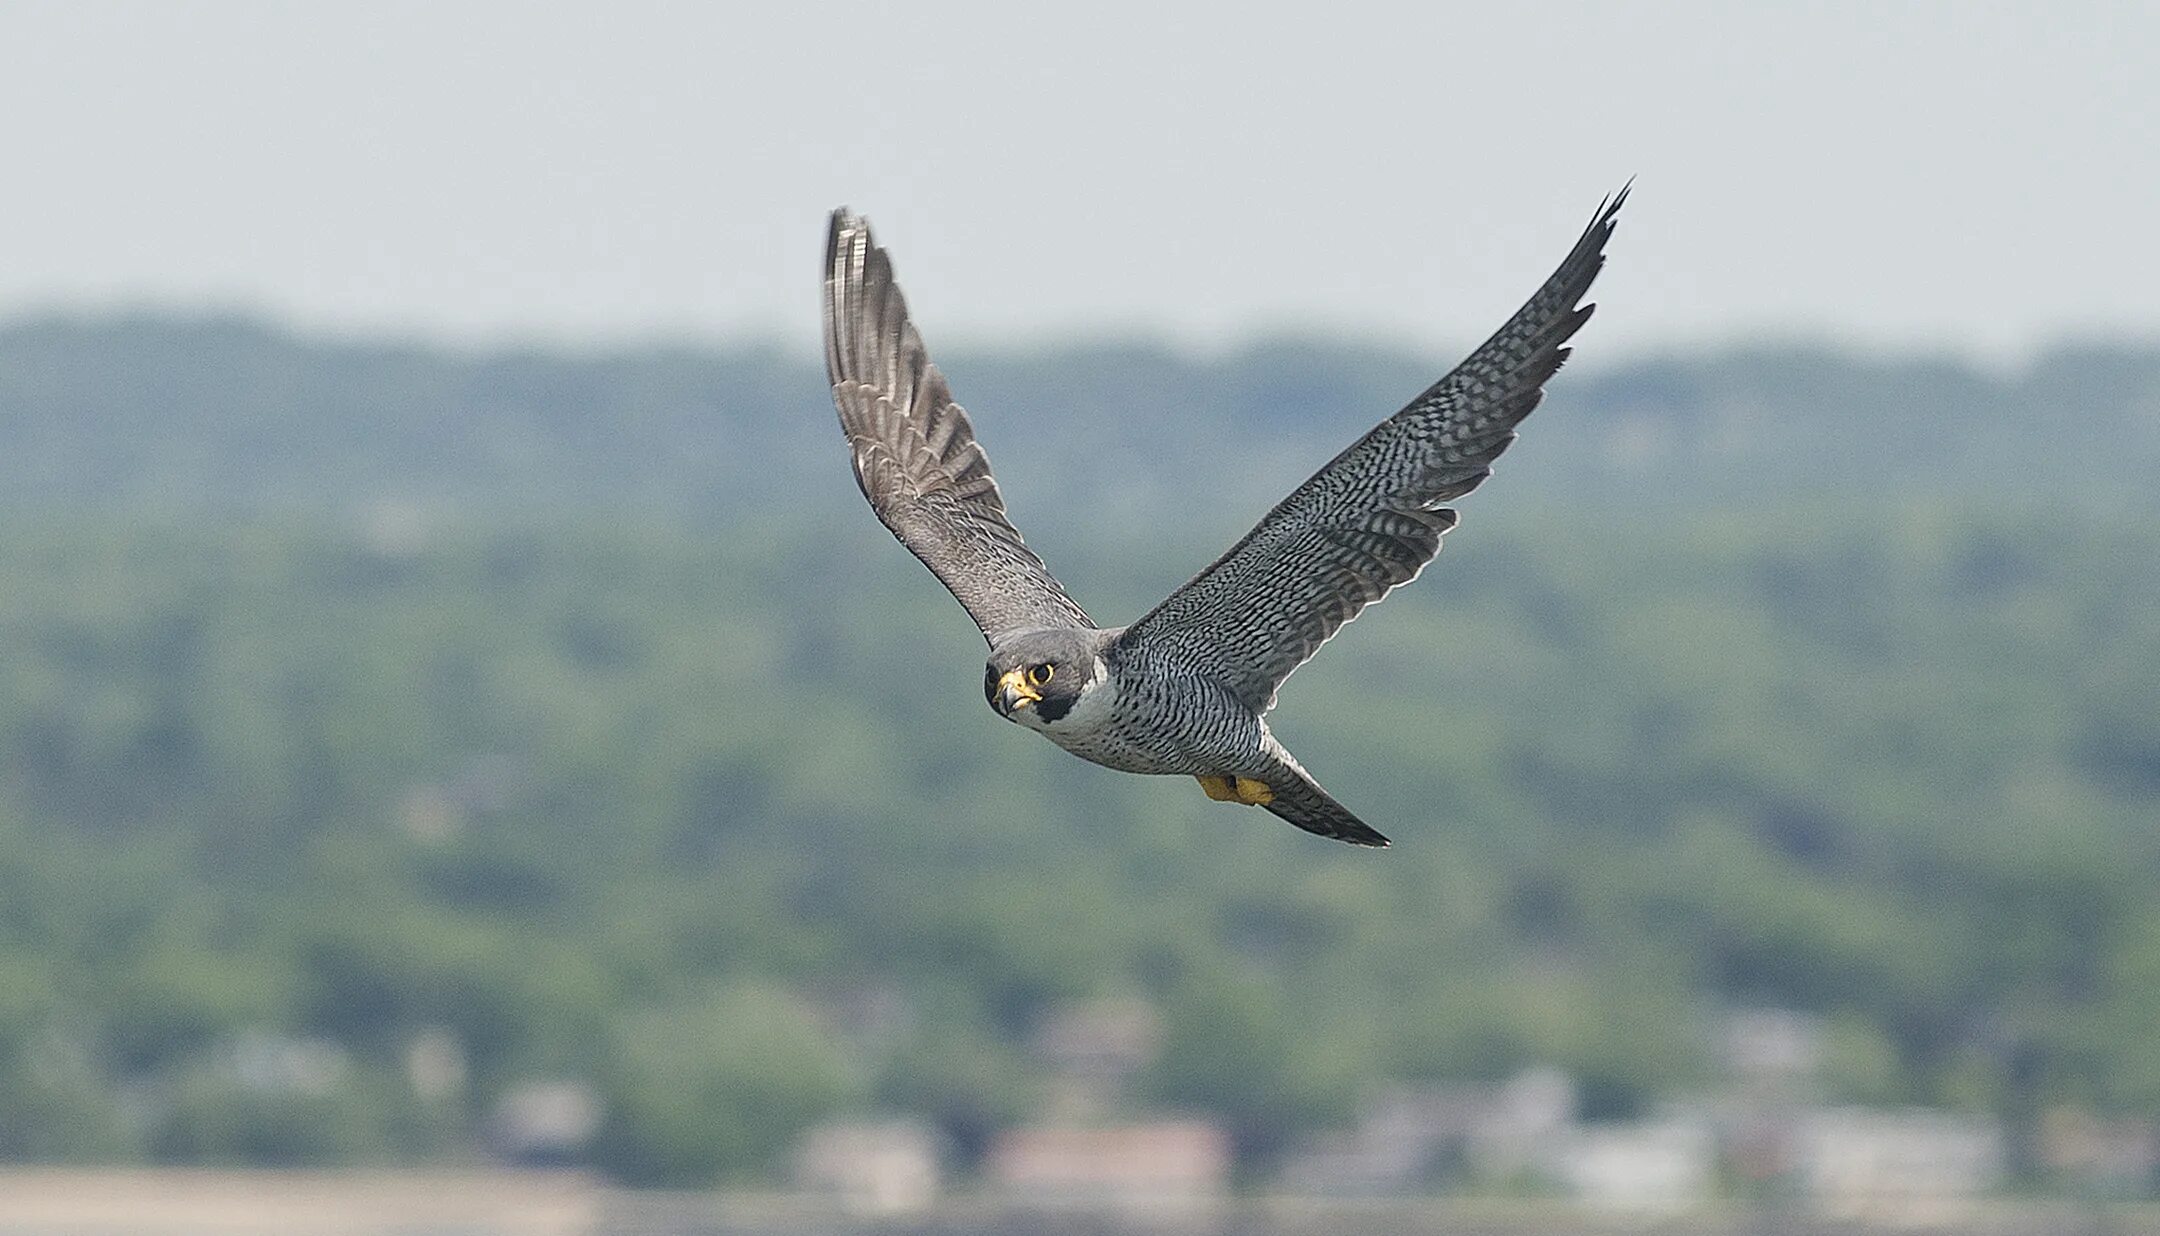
823,191,1625,847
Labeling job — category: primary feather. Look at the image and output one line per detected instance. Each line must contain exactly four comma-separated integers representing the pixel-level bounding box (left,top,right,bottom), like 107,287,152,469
1118,188,1628,711
824,211,1094,643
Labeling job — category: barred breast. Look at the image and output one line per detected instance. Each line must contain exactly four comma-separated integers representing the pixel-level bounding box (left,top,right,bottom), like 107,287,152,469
1019,646,1267,776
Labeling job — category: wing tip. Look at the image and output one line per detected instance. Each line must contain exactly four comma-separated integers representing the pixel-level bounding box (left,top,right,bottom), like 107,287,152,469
826,206,867,280
824,207,871,384
825,207,911,393
1575,179,1632,270
1593,178,1633,231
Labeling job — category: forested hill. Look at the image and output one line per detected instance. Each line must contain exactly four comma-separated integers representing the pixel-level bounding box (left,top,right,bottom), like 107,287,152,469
2,313,2157,1182
3,314,2155,521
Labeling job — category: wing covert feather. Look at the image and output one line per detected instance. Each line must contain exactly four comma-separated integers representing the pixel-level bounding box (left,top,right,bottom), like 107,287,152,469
824,210,1093,643
1119,189,1628,710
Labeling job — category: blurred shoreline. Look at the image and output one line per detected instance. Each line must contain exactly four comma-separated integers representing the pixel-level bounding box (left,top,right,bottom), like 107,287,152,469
2,1169,2155,1236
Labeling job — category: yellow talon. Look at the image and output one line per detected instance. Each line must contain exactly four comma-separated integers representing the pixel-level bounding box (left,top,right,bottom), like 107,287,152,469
1196,775,1275,805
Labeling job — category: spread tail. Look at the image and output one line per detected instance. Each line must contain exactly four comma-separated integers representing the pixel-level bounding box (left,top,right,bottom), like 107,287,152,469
1263,771,1390,848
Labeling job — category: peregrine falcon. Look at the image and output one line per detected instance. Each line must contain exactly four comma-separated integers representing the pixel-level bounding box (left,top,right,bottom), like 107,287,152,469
824,190,1625,847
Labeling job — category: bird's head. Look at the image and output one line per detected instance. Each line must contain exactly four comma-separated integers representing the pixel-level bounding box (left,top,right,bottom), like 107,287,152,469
985,628,1114,729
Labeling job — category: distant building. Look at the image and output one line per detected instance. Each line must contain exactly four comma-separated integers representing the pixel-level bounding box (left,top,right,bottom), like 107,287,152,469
1032,997,1161,1076
985,1121,1230,1205
1715,1098,1808,1189
1275,1067,1578,1196
221,1030,350,1096
1276,1085,1491,1195
1552,1116,1714,1212
1028,998,1162,1120
2040,1105,2159,1197
399,755,531,841
1798,1106,2003,1218
1467,1066,1578,1182
806,983,913,1057
404,1027,469,1102
399,783,462,841
489,1081,602,1166
793,1119,942,1214
1722,1007,1825,1086
1703,1007,1830,1190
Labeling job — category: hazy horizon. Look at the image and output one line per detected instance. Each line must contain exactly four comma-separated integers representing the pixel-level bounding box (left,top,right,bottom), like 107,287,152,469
4,2,2156,364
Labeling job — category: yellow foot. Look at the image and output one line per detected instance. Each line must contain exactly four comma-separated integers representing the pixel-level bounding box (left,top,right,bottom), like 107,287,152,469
1196,775,1275,805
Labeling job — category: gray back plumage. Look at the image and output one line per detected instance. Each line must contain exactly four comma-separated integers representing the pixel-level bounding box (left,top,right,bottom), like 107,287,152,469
1118,189,1628,711
824,210,1094,643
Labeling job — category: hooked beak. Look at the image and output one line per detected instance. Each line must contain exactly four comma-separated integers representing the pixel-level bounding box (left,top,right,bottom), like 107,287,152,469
993,668,1041,715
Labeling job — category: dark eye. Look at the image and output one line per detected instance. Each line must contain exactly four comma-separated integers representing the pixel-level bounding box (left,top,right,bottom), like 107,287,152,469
1028,663,1054,687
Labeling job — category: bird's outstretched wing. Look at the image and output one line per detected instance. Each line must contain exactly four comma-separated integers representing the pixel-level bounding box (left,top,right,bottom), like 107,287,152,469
825,210,1094,644
1119,188,1627,711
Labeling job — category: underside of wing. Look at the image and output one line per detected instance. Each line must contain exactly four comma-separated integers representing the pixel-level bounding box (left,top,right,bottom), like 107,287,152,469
825,210,1093,643
1120,188,1628,710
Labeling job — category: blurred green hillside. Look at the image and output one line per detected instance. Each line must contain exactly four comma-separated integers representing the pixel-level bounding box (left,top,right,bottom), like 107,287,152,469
0,316,2155,1184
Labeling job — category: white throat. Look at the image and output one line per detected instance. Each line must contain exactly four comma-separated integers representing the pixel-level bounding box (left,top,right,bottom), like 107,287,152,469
1014,655,1116,736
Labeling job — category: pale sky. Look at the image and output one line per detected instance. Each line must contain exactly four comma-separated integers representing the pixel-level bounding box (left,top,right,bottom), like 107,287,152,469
2,1,2153,361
